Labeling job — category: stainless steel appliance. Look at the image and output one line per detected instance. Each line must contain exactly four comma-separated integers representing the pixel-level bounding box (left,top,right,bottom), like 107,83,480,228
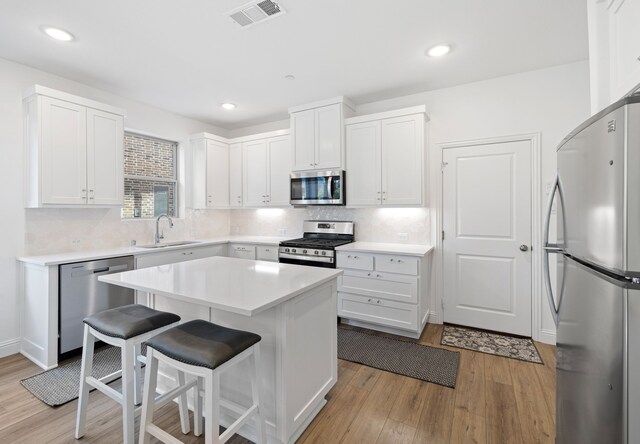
278,220,354,268
543,93,640,444
290,170,345,206
59,256,135,359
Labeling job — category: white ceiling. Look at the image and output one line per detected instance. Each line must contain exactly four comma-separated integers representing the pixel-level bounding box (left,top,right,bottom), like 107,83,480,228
0,0,588,129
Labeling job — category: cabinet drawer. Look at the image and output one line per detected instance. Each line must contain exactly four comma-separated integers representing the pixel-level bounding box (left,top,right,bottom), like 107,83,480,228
229,244,256,260
375,255,418,275
338,292,418,332
338,269,418,304
336,252,374,270
256,245,278,262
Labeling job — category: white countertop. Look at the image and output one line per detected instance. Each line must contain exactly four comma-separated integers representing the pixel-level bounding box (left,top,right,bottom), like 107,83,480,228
17,235,292,266
99,256,342,316
335,242,434,256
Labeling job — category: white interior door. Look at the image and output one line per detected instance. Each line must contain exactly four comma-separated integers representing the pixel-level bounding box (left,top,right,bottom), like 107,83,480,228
443,140,532,336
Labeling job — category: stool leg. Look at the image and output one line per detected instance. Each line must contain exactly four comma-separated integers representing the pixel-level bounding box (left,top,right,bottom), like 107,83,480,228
121,341,136,444
139,348,159,444
205,372,220,444
133,342,142,405
251,344,267,444
194,376,204,437
176,370,191,434
75,324,95,439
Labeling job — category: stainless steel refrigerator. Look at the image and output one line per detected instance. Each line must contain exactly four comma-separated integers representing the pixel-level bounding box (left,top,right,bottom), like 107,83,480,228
544,93,640,444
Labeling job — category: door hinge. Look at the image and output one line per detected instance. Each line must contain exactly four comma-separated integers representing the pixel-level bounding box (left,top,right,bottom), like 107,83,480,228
441,161,448,171
442,230,445,241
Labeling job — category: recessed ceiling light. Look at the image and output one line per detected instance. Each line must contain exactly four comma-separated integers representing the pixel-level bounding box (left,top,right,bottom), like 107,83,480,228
221,103,236,110
284,74,295,81
41,26,75,42
426,44,451,57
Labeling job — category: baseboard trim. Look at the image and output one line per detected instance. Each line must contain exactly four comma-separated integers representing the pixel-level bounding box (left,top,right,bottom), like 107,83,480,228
0,338,22,359
537,328,557,345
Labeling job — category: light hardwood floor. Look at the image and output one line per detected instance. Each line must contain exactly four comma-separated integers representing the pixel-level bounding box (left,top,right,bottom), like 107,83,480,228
0,324,555,443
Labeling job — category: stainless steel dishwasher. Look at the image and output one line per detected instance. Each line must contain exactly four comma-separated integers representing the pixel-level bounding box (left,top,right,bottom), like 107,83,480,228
59,256,135,359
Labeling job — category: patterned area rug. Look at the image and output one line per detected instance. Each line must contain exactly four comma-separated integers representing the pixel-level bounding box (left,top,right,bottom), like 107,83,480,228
21,345,125,407
338,327,460,388
440,325,543,364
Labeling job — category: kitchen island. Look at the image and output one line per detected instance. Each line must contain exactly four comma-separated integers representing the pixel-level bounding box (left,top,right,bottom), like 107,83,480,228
100,256,341,444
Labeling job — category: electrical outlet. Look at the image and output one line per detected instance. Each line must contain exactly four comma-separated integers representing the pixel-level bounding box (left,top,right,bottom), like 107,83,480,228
71,239,81,248
277,228,287,236
397,232,408,241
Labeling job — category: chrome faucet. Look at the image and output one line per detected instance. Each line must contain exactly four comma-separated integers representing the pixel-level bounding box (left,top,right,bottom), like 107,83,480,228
155,214,174,244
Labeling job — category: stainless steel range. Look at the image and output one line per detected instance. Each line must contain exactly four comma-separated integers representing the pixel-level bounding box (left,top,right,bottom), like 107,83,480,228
278,221,354,268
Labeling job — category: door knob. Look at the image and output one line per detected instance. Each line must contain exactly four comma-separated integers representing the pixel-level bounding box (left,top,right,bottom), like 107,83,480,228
520,245,529,252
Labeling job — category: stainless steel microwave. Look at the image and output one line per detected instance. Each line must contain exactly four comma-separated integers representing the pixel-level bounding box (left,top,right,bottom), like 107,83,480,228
290,170,345,206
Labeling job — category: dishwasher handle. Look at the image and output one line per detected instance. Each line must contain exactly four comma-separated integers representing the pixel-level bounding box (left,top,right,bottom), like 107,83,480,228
71,263,131,278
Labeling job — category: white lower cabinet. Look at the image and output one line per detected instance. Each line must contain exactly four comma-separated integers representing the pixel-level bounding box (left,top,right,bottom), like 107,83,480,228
228,244,257,260
257,245,279,262
135,245,227,269
338,293,419,332
337,250,430,338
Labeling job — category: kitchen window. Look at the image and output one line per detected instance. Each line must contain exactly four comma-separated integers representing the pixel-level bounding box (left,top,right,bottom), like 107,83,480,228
121,132,178,219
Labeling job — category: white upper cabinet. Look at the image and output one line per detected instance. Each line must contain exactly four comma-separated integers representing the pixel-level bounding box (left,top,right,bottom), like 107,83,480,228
87,108,124,206
588,0,640,113
24,86,125,208
229,143,243,207
243,135,292,207
191,134,229,209
291,109,315,170
206,140,230,208
267,136,292,206
243,139,269,207
346,120,381,206
345,106,426,207
381,114,424,205
290,97,354,172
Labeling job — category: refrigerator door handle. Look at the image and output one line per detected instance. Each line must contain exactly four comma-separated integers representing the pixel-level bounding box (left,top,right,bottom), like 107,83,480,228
543,173,562,326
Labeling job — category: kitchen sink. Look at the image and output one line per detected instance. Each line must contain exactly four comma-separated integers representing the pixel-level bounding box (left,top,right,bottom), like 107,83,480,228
138,240,201,249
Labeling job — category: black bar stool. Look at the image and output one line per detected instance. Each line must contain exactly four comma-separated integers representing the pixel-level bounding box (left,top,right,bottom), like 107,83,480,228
139,319,267,444
75,304,184,444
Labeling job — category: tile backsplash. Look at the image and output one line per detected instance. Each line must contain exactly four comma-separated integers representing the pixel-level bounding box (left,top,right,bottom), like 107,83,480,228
230,207,431,244
24,206,431,256
24,208,230,256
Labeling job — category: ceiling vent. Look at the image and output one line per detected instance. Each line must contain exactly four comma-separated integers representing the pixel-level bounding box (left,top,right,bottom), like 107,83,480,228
226,0,285,29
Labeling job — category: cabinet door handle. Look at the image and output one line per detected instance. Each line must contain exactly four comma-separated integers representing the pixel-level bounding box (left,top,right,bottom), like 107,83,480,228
367,272,371,277
376,274,382,278
354,256,359,259
182,252,193,255
376,300,381,304
367,298,372,302
389,258,394,262
309,163,314,166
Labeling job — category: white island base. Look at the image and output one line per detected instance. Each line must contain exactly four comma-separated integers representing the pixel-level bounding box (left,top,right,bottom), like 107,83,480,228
100,257,340,444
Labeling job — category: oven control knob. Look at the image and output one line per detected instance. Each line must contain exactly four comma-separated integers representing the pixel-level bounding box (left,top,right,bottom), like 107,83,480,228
285,248,290,253
291,249,296,253
322,251,327,256
303,249,307,254
314,250,319,255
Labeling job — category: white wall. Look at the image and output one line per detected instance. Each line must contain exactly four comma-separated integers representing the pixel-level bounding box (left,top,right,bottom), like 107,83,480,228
0,57,229,357
230,60,591,343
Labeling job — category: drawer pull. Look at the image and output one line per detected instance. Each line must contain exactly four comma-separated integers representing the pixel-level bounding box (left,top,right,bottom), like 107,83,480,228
367,298,372,302
376,274,382,278
354,256,359,259
376,300,381,304
367,273,371,277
